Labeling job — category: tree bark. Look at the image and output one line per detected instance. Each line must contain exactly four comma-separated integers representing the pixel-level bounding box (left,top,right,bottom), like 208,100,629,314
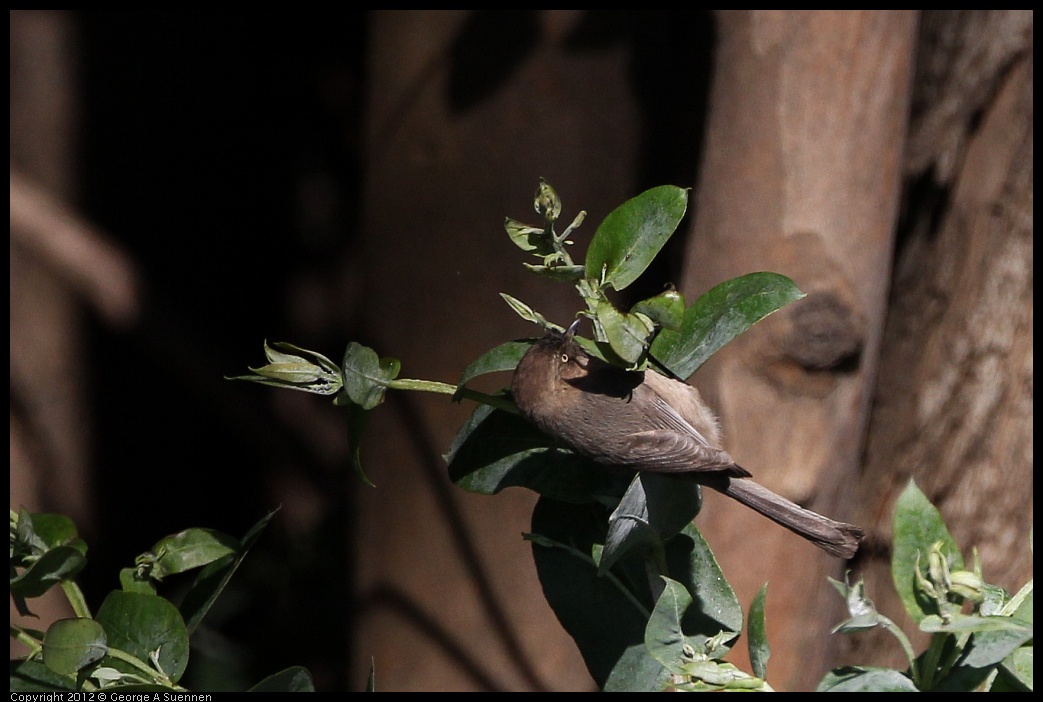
352,11,642,691
680,11,917,690
842,9,1033,670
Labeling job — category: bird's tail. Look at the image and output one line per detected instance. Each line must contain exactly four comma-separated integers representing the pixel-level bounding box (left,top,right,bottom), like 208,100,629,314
702,475,864,558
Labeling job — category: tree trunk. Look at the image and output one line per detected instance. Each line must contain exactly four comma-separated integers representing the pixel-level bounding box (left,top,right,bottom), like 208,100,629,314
842,9,1033,670
352,11,642,691
680,11,917,690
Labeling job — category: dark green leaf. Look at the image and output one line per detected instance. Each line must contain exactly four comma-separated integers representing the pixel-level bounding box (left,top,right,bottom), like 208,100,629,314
42,618,107,675
455,340,532,390
748,583,770,680
249,666,316,692
10,546,87,597
600,473,702,575
446,404,628,503
651,272,804,379
180,510,276,636
9,659,78,691
531,499,740,690
585,186,688,291
892,479,962,624
663,524,743,655
530,498,664,690
95,591,189,683
817,666,920,692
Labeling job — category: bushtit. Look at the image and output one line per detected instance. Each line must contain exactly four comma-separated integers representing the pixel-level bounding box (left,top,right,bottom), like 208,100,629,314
511,320,864,558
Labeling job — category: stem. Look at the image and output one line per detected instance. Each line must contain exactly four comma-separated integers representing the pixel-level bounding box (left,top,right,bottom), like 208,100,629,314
916,632,948,690
61,580,91,619
10,625,42,656
388,379,520,415
876,614,919,684
105,647,187,691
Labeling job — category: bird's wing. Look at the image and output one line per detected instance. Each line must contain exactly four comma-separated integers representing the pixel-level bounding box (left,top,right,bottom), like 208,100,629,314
621,427,737,473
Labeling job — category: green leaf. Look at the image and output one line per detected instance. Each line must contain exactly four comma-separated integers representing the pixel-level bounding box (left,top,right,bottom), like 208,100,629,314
631,287,685,331
996,644,1033,690
600,473,702,575
585,186,688,291
817,666,920,692
9,659,79,692
828,574,884,633
531,499,740,690
957,619,1033,669
595,298,655,366
145,528,240,581
28,513,87,554
341,342,399,410
499,293,558,329
455,340,531,390
663,523,743,656
446,404,628,503
892,479,962,624
651,272,805,379
249,666,316,692
504,217,553,255
119,568,156,595
42,618,107,675
646,577,747,688
180,510,276,636
95,591,190,683
530,498,664,691
644,577,697,672
10,546,87,598
748,583,770,680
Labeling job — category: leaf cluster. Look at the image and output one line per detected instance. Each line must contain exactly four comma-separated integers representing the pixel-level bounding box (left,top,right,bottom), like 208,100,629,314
821,480,1032,692
10,508,314,692
232,182,803,689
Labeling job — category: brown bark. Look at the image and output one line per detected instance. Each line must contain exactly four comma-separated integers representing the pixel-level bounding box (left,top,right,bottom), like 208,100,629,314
680,11,918,690
352,11,641,691
842,10,1033,671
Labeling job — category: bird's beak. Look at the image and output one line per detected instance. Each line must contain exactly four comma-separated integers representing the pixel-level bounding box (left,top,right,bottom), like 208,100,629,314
565,318,582,340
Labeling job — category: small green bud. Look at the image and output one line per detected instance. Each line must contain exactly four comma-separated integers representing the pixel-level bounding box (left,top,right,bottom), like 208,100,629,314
534,178,562,222
949,569,985,603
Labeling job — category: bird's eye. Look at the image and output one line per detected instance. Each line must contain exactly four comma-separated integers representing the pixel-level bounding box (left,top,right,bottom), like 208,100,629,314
560,353,569,363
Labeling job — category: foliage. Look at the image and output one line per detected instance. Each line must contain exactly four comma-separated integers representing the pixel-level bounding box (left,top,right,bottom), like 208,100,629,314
821,480,1033,692
233,182,800,690
230,182,1031,691
9,508,314,692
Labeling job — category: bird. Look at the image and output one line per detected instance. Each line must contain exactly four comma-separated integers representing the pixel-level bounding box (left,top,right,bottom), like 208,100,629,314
510,319,864,558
